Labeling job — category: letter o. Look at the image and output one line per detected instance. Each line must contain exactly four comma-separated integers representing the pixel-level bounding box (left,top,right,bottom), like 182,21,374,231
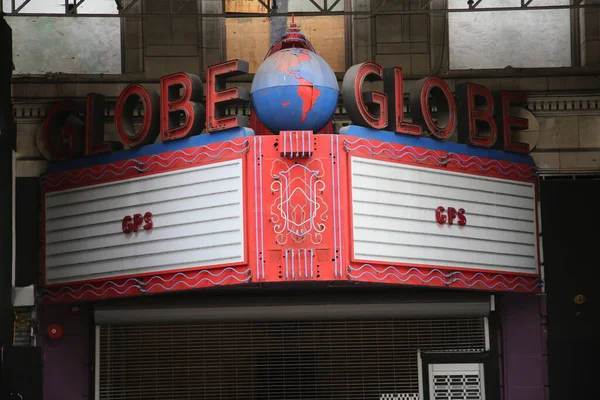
115,84,160,148
410,77,457,140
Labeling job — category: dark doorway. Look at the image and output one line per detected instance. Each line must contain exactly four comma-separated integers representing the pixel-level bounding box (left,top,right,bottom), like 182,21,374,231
1,346,43,399
540,178,599,400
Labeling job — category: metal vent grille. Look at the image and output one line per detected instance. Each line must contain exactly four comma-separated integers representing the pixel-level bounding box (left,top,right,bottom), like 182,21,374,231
429,363,484,400
98,318,485,400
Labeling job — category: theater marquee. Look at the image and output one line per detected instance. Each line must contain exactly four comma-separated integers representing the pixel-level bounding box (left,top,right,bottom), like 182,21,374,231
37,57,541,303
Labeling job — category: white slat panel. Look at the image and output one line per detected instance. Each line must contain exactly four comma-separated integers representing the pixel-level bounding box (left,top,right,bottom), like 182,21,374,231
47,225,240,263
46,192,237,233
351,157,538,274
353,202,535,233
46,202,239,244
355,160,534,197
353,215,536,245
47,176,239,220
353,174,533,209
355,227,535,257
47,239,241,281
46,163,238,207
45,159,245,284
352,188,535,221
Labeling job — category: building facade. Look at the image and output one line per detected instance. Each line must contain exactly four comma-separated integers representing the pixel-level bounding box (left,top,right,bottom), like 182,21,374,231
3,1,599,399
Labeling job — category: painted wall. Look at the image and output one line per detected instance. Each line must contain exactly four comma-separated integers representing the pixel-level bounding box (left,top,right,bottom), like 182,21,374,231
3,0,120,74
500,293,548,400
6,17,121,75
39,304,91,400
448,0,571,69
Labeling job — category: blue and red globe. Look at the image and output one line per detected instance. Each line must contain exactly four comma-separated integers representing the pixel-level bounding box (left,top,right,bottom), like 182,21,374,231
250,48,339,133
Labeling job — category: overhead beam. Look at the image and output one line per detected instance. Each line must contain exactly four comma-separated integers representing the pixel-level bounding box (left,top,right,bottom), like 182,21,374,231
308,0,324,12
121,0,140,13
173,0,191,14
14,0,31,13
4,2,600,17
328,0,342,12
67,0,87,14
420,0,434,9
374,0,389,12
469,0,484,9
257,0,271,12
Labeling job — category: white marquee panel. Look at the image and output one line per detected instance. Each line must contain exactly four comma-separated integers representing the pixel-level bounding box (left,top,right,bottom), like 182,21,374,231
351,157,538,274
44,159,245,284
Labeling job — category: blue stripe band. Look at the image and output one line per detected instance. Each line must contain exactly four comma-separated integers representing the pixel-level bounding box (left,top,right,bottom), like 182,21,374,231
46,127,255,174
46,125,534,174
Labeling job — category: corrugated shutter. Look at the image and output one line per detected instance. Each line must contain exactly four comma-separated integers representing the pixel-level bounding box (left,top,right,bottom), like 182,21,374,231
97,318,486,400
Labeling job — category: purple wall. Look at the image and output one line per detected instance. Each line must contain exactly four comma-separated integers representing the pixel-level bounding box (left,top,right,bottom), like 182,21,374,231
39,304,91,400
501,293,548,400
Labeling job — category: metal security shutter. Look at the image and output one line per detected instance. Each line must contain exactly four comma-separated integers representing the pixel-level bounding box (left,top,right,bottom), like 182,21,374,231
97,318,486,400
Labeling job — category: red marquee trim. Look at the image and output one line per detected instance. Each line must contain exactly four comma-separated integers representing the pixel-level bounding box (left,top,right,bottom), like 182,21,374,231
342,137,537,181
42,139,250,191
40,266,253,303
347,264,542,292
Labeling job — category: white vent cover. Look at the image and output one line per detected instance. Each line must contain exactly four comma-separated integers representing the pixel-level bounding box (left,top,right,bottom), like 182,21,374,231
428,363,485,400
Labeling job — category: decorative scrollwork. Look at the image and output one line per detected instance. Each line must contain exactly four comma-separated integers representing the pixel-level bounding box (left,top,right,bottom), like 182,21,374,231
270,158,328,245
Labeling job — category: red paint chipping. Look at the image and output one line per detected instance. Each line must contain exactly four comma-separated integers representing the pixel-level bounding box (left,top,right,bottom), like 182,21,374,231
271,49,321,122
297,78,321,122
281,102,290,107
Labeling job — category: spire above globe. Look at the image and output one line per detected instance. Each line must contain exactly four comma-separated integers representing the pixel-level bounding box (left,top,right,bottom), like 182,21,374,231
250,15,339,134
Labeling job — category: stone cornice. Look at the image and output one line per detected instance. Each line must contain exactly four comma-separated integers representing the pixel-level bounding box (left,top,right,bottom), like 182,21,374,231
526,95,600,116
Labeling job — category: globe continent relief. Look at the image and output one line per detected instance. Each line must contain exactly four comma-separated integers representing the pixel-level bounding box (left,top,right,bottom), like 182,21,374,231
250,48,339,133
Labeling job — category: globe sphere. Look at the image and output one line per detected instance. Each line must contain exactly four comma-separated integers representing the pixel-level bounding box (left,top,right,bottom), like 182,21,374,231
250,48,339,133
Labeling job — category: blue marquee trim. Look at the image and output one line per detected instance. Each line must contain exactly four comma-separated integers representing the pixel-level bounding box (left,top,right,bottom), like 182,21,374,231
46,125,534,174
46,127,255,174
339,125,535,165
